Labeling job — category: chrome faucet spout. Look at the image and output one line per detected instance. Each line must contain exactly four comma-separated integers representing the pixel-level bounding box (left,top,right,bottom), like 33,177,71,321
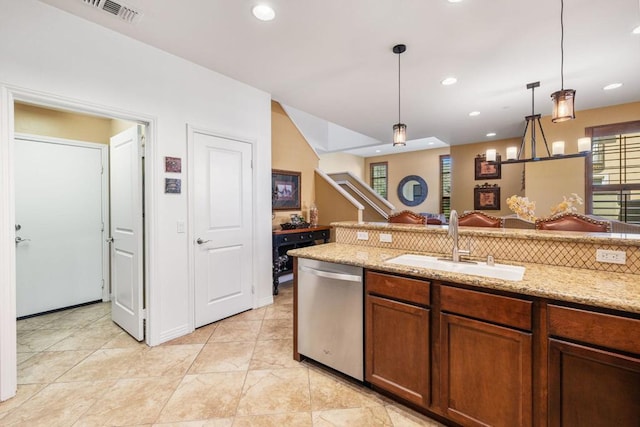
448,210,469,262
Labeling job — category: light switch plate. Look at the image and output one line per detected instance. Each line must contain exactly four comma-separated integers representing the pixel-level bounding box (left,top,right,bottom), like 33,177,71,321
380,233,392,243
595,249,626,265
357,231,369,241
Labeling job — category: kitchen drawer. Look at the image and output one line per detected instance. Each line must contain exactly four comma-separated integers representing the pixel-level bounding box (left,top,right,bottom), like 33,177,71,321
440,285,532,331
366,271,430,306
548,305,640,355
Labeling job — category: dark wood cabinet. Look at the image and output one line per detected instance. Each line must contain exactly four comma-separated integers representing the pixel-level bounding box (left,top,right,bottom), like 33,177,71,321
547,305,640,426
272,226,330,294
365,271,431,408
440,313,532,427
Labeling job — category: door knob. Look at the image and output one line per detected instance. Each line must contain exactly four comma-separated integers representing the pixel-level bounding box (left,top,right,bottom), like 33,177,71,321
196,238,211,245
15,236,30,244
106,237,114,243
15,224,21,231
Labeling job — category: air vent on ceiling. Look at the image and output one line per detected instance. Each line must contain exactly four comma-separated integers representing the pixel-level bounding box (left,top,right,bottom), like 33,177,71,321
81,0,143,24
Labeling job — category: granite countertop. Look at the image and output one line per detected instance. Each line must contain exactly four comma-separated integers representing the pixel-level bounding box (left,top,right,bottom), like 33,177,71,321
288,243,640,315
331,221,640,246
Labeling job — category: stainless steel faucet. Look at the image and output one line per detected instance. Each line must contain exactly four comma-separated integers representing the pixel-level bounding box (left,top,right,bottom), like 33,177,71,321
448,210,470,262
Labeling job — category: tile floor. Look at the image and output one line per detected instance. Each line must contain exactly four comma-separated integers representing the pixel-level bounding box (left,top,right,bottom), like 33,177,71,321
0,282,444,426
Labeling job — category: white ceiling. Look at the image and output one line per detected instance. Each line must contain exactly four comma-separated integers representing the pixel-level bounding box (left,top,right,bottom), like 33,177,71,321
40,0,640,155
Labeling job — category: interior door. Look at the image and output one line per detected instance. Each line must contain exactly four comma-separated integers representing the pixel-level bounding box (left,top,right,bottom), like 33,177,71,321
15,136,105,317
193,130,253,327
110,126,144,340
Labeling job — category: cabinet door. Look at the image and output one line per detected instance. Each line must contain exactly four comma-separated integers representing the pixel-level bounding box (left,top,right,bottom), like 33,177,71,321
440,313,532,427
365,294,430,408
548,339,640,427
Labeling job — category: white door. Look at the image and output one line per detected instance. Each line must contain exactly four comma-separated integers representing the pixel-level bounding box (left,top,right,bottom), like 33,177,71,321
110,126,144,340
15,136,105,317
193,130,253,327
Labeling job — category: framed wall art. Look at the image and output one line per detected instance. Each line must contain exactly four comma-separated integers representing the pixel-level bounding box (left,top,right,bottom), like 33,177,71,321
475,154,501,180
474,183,500,210
272,169,301,210
165,156,182,173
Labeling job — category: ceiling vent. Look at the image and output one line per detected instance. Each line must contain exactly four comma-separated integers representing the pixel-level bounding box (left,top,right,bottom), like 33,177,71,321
81,0,143,24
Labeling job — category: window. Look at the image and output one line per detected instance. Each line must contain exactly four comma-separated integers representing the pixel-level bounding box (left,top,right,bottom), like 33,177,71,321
586,121,640,224
440,155,451,216
370,162,388,199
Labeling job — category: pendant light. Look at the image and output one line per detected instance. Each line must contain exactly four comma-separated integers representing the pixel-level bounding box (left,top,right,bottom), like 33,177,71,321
392,44,407,146
551,0,576,122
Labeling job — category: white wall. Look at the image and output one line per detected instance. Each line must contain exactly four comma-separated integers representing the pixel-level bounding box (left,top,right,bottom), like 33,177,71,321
0,0,273,398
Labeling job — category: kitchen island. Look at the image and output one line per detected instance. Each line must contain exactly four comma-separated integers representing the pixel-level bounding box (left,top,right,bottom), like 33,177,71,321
289,222,640,427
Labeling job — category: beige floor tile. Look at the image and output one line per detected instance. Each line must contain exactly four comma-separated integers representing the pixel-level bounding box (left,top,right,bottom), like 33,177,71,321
263,303,292,320
189,341,255,374
16,351,36,365
153,419,233,426
309,368,384,411
257,319,293,341
0,383,46,416
312,406,393,427
220,307,267,323
122,344,203,378
384,404,446,427
249,339,300,370
47,325,122,351
18,350,92,384
232,412,313,426
157,372,246,423
163,323,218,346
74,376,182,426
209,320,262,342
0,380,116,426
17,310,70,331
56,348,145,382
102,331,148,349
236,368,311,416
17,328,75,352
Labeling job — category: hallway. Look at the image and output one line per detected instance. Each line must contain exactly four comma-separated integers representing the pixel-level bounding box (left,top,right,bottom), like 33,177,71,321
1,283,443,426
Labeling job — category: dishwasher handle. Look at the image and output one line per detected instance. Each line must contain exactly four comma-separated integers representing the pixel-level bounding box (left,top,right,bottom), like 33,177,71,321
300,265,362,283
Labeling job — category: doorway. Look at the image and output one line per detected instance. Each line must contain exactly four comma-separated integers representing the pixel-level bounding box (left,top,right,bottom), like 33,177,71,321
0,87,155,402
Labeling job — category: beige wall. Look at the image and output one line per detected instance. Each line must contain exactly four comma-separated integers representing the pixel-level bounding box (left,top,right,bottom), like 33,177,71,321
271,101,319,228
318,152,366,179
364,147,449,214
450,137,525,216
15,103,113,144
315,171,360,229
452,101,640,217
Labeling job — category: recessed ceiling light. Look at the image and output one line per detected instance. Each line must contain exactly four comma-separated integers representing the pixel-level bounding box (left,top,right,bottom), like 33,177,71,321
633,25,640,35
441,77,457,86
428,142,434,145
252,4,275,21
448,0,463,3
375,150,381,153
486,132,496,137
469,111,480,117
603,83,623,90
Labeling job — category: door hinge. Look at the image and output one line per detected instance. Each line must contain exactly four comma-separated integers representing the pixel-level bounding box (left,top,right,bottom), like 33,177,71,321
101,222,105,232
101,279,105,290
141,308,147,320
251,159,253,169
251,285,255,295
101,165,104,174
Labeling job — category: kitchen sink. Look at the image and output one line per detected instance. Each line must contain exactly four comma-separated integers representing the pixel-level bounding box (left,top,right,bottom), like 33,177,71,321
385,254,525,281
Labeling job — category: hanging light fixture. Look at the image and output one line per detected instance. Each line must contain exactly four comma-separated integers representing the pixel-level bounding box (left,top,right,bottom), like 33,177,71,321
392,44,407,146
550,0,576,122
486,81,590,164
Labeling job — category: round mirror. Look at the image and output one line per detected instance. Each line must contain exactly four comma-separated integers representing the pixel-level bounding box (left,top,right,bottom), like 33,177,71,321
397,175,428,207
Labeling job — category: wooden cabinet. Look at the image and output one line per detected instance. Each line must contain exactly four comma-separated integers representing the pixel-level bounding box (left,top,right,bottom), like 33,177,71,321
365,271,431,408
547,305,640,426
439,285,533,427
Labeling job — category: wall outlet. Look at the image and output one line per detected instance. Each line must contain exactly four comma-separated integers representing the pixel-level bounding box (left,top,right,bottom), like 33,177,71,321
595,249,626,265
380,233,392,243
357,231,369,241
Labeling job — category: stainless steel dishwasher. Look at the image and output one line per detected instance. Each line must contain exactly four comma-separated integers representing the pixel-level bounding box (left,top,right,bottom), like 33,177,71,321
297,258,364,381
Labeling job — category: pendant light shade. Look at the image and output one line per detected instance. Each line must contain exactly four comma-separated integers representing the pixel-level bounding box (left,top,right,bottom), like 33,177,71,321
551,88,575,122
551,0,576,123
392,44,407,146
393,123,407,146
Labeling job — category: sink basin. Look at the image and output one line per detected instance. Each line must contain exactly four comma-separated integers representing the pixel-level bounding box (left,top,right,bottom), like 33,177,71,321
385,254,525,281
